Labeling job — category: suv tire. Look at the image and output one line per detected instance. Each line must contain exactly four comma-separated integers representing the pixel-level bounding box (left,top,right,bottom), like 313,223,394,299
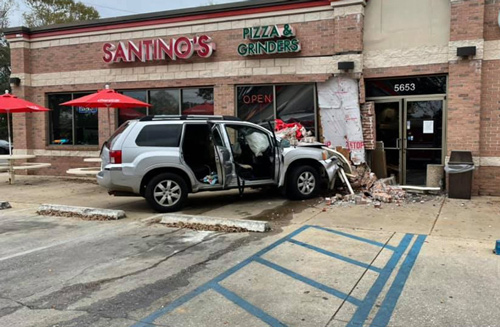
286,165,320,200
145,173,188,213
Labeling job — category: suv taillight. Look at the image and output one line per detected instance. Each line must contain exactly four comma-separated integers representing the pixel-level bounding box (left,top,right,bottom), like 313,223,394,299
110,150,122,164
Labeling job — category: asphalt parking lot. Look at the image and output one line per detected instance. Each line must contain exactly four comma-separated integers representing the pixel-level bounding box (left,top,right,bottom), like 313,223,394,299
1,175,500,327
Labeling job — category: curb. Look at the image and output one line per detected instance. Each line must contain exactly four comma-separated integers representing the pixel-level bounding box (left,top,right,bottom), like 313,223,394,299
37,204,126,220
141,215,164,223
160,214,270,233
0,201,11,210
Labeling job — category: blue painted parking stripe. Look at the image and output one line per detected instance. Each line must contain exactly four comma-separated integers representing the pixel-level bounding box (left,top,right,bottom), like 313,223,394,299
371,235,427,327
129,283,214,327
212,283,287,327
311,226,397,251
288,239,383,273
132,225,415,327
131,225,312,326
346,234,414,327
255,257,363,306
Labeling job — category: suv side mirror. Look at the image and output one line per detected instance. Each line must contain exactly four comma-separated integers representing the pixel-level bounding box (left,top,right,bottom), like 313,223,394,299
279,139,291,148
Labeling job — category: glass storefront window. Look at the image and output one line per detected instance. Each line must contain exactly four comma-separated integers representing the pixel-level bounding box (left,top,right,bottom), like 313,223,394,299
49,94,74,145
150,89,180,115
276,84,315,136
237,84,316,136
0,114,7,141
181,88,214,115
49,93,99,146
118,90,148,126
237,86,274,125
113,88,215,125
366,75,447,97
74,93,98,145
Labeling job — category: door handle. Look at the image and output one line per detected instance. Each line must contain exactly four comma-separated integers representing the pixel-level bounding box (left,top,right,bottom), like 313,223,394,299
396,138,401,149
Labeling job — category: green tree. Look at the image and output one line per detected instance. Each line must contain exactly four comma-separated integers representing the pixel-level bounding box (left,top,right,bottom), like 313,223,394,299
23,0,100,27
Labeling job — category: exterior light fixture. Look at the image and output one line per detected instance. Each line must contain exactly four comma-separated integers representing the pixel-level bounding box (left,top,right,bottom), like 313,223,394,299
457,46,476,57
9,77,21,87
338,61,355,71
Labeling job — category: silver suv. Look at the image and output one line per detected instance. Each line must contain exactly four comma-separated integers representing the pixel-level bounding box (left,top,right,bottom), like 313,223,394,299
97,116,341,212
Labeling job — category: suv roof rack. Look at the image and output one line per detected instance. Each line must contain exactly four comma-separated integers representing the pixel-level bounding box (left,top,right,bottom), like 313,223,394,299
139,115,241,122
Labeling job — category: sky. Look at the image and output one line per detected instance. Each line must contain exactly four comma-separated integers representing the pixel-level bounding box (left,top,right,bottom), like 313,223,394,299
9,0,247,27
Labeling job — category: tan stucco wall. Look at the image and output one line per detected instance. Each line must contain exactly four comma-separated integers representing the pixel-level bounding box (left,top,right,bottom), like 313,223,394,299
364,0,451,51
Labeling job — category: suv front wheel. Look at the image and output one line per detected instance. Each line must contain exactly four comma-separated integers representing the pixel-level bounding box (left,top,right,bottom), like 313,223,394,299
286,165,320,200
145,173,188,213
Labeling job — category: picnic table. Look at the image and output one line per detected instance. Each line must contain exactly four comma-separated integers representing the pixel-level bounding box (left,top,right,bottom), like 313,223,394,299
66,157,101,177
83,157,102,163
0,154,51,184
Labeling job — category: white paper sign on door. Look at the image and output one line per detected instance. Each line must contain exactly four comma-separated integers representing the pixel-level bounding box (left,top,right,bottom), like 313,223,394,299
423,120,434,134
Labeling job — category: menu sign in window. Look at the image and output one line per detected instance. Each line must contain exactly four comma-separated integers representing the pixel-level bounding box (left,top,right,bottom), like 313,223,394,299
237,24,301,57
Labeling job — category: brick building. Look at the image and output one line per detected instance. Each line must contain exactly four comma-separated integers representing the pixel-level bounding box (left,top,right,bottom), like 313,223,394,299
2,0,500,195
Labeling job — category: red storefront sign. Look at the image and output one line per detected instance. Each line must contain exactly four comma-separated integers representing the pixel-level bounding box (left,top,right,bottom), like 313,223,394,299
103,35,216,63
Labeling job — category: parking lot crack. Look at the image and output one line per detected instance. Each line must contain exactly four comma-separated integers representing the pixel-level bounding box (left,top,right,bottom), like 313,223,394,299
429,197,446,235
63,229,185,285
81,232,268,324
23,233,222,313
0,296,32,308
324,232,396,327
0,296,35,317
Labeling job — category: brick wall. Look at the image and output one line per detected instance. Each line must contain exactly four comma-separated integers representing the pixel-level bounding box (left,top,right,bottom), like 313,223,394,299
478,1,500,195
11,86,35,151
447,60,483,156
360,101,375,150
17,19,337,75
363,64,449,79
450,0,485,41
214,84,235,116
477,166,500,195
480,60,500,158
334,13,363,54
10,48,31,74
484,0,500,41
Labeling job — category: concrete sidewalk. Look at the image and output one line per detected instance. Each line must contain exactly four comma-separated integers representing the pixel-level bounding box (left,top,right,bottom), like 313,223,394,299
0,175,499,327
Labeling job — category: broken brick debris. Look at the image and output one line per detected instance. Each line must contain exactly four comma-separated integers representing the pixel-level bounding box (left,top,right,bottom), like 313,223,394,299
324,163,442,208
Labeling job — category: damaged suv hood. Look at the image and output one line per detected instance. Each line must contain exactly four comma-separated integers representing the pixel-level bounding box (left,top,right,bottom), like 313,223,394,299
283,143,353,175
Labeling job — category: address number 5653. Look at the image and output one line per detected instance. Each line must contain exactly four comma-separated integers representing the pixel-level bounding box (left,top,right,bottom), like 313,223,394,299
394,83,416,92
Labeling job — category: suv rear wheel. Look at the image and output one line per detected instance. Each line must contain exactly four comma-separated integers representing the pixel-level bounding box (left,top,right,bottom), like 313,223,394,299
286,165,320,200
145,173,188,212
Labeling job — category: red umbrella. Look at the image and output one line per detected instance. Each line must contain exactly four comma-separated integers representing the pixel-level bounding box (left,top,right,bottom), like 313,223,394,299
182,102,214,115
0,91,50,156
61,85,151,136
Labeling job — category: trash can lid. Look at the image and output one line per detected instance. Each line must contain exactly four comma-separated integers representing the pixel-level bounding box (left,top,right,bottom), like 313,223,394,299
449,151,474,165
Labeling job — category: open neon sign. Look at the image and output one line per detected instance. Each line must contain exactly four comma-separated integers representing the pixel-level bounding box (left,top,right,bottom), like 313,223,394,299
102,35,216,63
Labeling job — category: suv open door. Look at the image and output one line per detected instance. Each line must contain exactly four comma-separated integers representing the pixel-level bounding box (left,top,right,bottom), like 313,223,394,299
209,123,234,189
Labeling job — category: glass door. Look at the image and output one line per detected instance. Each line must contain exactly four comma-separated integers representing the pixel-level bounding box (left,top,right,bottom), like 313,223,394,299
374,101,402,183
403,99,444,185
